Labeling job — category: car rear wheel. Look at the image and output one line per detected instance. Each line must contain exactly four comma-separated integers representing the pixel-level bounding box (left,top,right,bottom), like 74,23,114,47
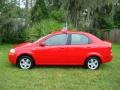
17,56,34,69
85,57,100,70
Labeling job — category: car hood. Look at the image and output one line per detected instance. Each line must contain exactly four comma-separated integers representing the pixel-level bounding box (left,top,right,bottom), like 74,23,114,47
13,42,32,48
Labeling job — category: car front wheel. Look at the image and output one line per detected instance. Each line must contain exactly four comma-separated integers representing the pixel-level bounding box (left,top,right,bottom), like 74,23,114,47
17,56,34,69
85,57,100,70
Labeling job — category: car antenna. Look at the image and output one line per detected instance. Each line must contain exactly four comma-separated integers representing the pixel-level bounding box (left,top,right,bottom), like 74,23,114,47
61,22,68,33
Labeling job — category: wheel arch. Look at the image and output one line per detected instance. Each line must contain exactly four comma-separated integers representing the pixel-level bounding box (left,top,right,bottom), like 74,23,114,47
84,54,102,65
16,53,36,65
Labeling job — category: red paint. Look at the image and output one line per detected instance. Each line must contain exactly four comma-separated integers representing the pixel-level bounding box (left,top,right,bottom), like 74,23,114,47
8,31,112,65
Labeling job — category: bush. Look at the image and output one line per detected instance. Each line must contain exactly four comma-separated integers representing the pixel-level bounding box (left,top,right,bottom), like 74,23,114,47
2,29,27,43
1,21,27,44
26,19,64,41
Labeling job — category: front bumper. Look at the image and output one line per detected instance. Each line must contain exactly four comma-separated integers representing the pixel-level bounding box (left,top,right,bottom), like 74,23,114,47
8,52,17,64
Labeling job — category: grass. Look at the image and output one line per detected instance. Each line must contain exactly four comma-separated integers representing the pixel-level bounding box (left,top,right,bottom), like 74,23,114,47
0,44,120,90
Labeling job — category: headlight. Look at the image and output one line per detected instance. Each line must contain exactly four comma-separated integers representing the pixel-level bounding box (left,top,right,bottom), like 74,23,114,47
10,49,15,53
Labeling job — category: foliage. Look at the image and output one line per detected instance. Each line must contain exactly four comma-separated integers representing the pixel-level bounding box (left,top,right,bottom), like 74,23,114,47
49,9,65,22
26,19,64,41
65,0,117,30
31,0,48,22
26,19,74,41
0,0,27,43
93,17,114,29
114,6,120,28
0,0,120,44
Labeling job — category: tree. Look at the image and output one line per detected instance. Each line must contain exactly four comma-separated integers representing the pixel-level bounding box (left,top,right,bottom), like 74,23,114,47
114,1,120,28
0,0,27,43
63,0,118,30
31,0,48,22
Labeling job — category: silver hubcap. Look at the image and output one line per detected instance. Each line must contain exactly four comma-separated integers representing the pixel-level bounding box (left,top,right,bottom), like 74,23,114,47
88,59,99,70
20,58,31,69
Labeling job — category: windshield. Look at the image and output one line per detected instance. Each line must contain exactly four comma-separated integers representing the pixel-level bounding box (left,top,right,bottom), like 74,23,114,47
33,36,45,43
33,34,51,43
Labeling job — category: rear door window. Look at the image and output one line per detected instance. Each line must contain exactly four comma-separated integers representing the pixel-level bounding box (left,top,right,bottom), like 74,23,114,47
71,34,90,45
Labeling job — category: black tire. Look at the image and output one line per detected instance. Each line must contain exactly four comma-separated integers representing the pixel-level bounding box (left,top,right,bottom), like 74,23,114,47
85,57,100,70
17,56,34,69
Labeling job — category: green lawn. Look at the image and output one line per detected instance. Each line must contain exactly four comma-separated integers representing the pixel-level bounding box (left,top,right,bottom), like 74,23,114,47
0,44,120,90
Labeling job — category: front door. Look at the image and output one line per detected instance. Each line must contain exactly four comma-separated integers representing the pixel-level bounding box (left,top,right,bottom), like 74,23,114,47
33,34,68,65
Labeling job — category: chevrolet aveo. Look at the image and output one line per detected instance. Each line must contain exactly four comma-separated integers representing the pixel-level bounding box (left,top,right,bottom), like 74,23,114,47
8,30,112,70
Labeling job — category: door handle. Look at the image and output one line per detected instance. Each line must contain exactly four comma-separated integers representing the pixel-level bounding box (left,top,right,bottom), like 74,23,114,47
60,47,64,49
86,47,91,48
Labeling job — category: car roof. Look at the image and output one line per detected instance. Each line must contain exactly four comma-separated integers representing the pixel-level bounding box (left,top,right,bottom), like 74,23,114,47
51,30,89,35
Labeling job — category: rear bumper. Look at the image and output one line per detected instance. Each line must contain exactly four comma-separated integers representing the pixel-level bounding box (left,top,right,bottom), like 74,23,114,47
102,54,112,63
8,53,17,64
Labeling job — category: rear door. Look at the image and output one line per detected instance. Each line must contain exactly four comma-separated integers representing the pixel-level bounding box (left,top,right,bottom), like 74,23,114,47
66,33,91,65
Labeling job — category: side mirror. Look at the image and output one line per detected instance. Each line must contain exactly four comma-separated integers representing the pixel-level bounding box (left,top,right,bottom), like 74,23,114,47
39,42,46,47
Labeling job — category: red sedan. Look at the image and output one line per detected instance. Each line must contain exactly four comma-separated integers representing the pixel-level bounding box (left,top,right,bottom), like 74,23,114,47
8,30,112,70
